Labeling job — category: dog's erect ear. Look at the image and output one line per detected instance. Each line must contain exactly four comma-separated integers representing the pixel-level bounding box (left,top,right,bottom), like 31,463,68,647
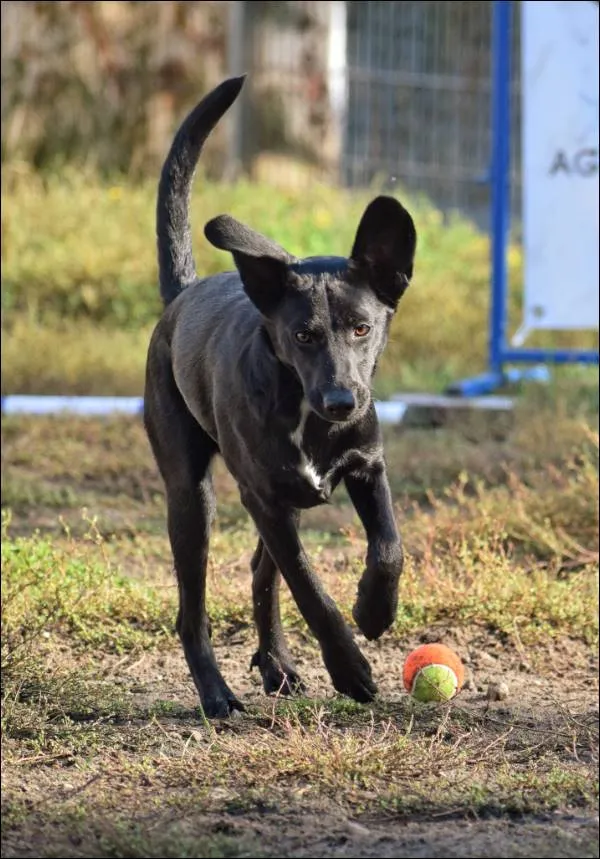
204,214,293,314
350,196,417,309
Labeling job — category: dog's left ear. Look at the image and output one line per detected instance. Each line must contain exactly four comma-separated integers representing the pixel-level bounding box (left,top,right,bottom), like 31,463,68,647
205,215,294,315
350,196,417,309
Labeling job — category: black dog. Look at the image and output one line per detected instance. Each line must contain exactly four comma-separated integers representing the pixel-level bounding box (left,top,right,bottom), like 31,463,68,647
144,76,417,718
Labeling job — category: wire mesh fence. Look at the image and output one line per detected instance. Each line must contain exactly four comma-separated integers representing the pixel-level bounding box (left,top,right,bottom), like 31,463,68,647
237,0,522,231
1,0,523,229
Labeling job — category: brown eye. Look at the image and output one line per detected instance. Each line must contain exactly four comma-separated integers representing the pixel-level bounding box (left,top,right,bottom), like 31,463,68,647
354,324,371,338
295,331,313,344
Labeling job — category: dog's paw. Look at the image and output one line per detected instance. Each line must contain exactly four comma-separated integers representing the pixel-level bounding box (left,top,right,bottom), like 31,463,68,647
352,572,399,641
250,649,305,696
199,676,245,719
322,638,377,703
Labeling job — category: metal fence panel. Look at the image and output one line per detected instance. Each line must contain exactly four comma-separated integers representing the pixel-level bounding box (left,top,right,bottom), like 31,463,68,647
240,0,523,231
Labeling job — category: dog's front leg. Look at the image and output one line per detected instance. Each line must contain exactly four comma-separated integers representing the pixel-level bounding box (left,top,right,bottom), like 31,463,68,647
344,464,403,641
250,536,305,695
241,491,377,703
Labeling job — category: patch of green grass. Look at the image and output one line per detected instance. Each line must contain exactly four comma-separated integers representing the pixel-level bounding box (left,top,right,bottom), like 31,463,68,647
1,513,176,664
1,672,132,759
375,766,598,818
1,473,84,511
386,436,599,644
2,797,266,859
271,696,370,727
394,549,597,647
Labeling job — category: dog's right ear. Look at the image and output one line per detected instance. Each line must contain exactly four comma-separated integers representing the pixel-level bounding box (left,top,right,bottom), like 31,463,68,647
204,215,293,315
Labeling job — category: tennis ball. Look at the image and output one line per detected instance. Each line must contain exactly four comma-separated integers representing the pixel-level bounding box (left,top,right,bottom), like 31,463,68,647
403,643,465,702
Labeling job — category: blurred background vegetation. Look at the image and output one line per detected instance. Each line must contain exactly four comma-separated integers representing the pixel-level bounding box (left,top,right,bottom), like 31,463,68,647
1,1,228,175
1,0,597,397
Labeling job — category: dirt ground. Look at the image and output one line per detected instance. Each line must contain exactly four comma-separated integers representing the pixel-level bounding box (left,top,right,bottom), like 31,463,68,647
3,625,598,859
2,415,598,858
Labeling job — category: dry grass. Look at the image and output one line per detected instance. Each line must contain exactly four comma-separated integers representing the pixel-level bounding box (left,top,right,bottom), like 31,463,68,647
1,167,598,854
1,386,598,857
2,168,598,396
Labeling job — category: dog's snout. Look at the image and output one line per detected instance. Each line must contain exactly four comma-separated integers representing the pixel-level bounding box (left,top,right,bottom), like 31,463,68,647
322,388,356,420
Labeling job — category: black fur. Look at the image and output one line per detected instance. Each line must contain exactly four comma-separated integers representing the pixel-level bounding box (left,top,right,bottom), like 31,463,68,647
157,77,247,304
144,77,417,718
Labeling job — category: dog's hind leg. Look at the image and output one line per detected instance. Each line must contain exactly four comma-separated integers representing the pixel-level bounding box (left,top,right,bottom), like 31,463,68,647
250,537,304,696
167,473,245,718
144,341,243,718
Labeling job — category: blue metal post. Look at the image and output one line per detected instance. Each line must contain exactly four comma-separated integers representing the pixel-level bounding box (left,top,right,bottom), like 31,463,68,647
448,0,597,397
489,0,512,377
446,0,515,397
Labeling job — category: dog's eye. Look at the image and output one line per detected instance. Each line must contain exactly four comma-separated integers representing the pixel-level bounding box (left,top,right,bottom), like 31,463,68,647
353,324,371,338
295,331,313,344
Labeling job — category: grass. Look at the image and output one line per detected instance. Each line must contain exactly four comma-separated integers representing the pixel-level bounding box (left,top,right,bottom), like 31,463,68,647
2,413,597,655
1,378,598,856
1,167,599,857
1,686,598,856
1,516,175,660
2,165,598,396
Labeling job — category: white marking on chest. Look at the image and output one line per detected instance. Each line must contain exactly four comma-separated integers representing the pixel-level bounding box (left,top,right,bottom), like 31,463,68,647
300,459,323,490
290,401,323,490
290,400,311,447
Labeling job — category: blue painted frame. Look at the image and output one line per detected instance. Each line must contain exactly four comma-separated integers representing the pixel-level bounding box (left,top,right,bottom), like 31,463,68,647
448,0,599,397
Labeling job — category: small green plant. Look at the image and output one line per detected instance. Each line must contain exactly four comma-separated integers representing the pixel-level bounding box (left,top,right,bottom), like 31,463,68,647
1,512,176,672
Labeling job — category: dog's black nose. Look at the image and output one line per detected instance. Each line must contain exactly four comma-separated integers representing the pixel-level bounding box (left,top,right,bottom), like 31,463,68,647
322,389,356,419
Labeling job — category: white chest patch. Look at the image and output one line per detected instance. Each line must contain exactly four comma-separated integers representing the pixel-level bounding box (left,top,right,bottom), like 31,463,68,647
300,459,323,490
290,401,324,490
290,400,311,448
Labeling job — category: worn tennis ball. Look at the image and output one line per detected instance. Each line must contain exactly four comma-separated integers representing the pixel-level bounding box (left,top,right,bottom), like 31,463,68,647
403,643,465,702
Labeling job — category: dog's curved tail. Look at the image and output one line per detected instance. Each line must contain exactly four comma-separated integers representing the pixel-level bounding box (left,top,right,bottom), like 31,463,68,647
156,76,246,306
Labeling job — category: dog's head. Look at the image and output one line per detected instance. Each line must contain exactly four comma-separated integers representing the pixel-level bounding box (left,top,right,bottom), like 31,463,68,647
204,196,416,424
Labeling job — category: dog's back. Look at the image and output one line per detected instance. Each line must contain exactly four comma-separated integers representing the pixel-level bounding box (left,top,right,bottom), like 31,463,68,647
152,271,260,441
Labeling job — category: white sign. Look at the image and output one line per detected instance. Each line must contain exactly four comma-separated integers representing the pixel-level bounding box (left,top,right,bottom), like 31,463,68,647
521,0,599,332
